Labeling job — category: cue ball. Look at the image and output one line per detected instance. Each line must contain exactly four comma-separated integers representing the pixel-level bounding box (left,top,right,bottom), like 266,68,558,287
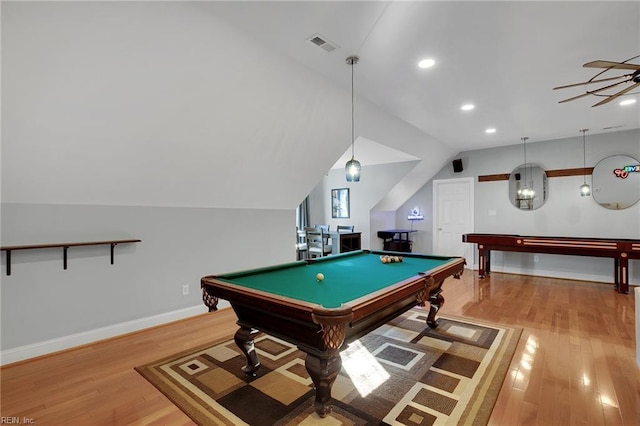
316,273,324,281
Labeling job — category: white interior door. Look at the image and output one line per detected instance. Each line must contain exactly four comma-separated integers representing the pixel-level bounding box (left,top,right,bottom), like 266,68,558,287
433,178,474,263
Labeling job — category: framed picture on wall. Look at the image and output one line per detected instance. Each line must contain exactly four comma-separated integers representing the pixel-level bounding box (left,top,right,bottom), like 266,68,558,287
331,188,350,218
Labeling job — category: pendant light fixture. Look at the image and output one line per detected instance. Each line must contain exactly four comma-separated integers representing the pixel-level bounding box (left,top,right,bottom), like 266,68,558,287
345,55,361,182
579,129,591,196
518,137,535,201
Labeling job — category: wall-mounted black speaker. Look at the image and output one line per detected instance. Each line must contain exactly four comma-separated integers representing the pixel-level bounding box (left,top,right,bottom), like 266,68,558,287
452,158,463,173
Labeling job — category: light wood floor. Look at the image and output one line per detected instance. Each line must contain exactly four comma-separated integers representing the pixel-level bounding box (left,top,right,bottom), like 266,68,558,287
1,271,638,425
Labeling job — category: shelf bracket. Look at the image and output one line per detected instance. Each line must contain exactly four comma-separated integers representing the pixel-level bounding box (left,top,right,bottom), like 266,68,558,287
5,250,11,276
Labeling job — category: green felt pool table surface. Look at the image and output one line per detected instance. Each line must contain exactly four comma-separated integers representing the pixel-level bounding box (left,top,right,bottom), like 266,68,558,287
216,250,459,308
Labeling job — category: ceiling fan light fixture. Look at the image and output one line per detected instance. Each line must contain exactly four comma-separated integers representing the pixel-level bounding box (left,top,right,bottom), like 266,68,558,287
418,58,435,69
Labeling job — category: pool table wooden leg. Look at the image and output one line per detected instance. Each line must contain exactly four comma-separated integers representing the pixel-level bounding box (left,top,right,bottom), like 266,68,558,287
234,326,261,375
201,285,218,312
427,290,445,329
305,354,342,418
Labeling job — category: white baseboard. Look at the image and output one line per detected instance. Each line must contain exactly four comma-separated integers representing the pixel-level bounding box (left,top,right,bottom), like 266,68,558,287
0,304,218,366
466,263,614,283
499,266,614,283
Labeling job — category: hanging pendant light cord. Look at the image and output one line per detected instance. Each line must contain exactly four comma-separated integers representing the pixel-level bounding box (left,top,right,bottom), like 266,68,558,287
351,59,355,159
522,137,528,185
581,129,588,184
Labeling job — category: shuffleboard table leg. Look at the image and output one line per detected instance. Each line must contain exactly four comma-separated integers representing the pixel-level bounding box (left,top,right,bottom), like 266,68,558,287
305,354,341,418
234,326,261,375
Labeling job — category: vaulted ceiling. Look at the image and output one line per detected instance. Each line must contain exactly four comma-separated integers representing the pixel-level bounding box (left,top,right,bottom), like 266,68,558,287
4,1,638,211
198,1,640,153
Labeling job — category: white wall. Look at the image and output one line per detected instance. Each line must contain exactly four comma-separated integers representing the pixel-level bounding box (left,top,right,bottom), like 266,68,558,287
0,203,294,363
2,2,456,211
0,1,305,363
398,129,640,283
308,161,419,249
1,2,341,209
1,2,456,363
636,287,640,367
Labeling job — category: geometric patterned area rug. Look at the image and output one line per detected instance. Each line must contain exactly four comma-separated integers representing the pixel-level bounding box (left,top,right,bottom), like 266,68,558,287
136,308,521,426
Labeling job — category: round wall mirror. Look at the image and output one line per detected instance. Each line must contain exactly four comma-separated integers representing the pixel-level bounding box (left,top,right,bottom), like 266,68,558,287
508,163,548,210
592,154,640,210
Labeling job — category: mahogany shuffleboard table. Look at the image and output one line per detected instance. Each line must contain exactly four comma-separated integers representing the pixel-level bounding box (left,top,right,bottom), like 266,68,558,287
462,233,640,294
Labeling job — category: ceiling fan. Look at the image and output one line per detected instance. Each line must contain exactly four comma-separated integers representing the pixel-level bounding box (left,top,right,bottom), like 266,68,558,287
553,55,640,107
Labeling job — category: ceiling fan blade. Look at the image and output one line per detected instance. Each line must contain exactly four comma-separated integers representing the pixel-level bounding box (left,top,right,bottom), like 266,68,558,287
558,79,632,103
592,82,640,107
584,60,640,70
553,74,631,90
559,92,592,103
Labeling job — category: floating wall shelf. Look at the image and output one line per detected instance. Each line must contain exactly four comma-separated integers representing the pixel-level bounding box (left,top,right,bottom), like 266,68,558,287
0,239,141,276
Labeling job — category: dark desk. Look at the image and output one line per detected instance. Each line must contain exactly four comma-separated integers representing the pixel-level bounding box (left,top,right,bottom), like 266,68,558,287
328,231,361,254
201,250,465,417
462,233,640,294
377,229,417,252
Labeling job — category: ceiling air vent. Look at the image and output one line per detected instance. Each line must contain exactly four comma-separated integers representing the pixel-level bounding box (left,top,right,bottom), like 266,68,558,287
307,33,340,53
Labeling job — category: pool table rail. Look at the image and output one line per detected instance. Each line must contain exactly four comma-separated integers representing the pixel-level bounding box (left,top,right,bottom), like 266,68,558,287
201,274,432,354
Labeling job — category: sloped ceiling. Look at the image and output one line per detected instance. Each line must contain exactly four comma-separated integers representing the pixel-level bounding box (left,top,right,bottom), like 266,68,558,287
2,1,452,210
198,1,640,152
3,1,638,212
331,137,420,169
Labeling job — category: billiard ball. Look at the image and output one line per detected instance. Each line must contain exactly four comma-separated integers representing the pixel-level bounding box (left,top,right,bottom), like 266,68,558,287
316,273,324,281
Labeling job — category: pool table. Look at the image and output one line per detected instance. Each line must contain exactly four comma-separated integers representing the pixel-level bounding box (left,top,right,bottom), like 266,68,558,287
201,250,465,417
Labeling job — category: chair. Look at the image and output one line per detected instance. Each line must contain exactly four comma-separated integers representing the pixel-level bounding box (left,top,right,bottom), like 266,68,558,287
295,228,307,260
305,227,332,258
314,225,331,246
337,225,354,232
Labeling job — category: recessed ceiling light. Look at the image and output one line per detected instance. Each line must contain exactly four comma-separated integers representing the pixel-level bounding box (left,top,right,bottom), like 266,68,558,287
418,58,435,69
461,104,475,111
619,98,637,106
485,128,496,134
